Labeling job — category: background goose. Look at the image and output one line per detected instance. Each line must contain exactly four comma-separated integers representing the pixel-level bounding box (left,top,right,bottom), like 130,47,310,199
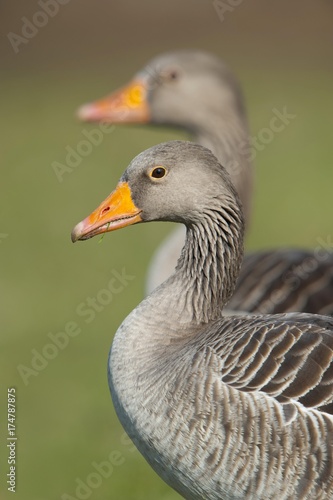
77,50,333,315
72,141,333,499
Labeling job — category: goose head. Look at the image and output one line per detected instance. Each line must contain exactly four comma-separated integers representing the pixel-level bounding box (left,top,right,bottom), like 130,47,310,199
77,50,246,132
71,140,243,244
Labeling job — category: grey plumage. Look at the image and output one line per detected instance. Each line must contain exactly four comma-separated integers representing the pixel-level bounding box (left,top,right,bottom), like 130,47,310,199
72,141,333,499
229,250,333,315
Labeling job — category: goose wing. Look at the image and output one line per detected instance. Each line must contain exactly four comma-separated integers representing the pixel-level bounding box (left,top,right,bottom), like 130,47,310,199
229,250,333,315
206,313,333,412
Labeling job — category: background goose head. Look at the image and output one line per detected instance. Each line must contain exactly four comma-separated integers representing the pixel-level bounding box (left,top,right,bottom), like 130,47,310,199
78,50,246,133
77,50,252,227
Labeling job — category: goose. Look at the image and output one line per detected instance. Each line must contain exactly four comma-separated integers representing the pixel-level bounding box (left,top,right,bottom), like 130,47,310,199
77,50,333,315
72,141,333,499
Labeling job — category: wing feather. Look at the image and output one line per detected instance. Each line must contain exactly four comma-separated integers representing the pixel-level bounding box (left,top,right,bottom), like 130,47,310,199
205,313,333,411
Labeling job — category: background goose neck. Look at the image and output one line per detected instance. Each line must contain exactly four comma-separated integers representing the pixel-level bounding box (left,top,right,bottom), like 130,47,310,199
194,112,253,229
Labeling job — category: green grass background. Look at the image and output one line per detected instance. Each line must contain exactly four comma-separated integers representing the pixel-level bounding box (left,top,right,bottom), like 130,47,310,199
2,1,333,499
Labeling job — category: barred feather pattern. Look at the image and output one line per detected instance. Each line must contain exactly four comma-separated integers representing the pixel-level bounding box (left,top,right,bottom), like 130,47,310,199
229,249,333,316
109,199,333,499
110,311,333,499
175,199,244,324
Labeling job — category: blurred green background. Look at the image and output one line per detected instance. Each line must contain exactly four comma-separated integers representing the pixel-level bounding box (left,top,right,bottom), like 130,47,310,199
1,1,333,499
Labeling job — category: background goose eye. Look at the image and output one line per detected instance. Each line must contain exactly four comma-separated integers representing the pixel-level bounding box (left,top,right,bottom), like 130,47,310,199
168,70,178,80
161,68,180,82
150,167,167,179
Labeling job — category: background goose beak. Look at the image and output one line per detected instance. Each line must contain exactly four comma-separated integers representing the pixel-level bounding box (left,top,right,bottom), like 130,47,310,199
77,79,150,123
71,182,142,242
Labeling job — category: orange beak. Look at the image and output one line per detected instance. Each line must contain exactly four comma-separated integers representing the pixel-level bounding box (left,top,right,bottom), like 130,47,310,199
71,182,142,242
77,79,150,124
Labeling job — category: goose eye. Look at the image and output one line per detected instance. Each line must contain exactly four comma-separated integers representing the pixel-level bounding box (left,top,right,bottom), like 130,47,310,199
150,167,167,179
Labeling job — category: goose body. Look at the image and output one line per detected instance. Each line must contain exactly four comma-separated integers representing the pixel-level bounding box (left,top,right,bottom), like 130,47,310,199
77,50,333,314
72,142,333,499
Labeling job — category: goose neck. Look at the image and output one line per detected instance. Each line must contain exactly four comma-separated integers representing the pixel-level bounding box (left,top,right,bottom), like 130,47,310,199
159,201,244,326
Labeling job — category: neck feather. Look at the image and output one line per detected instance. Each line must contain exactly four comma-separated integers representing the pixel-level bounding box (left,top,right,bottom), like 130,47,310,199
169,197,244,324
